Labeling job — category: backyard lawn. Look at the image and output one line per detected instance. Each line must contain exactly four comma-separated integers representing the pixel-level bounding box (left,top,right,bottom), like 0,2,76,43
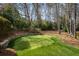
1,3,79,56
8,35,79,56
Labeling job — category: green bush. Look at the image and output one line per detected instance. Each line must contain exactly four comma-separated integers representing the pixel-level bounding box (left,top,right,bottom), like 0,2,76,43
13,19,58,31
14,19,30,30
76,23,79,31
41,21,48,30
32,20,57,30
28,27,42,34
63,26,67,32
47,21,53,30
0,16,12,35
40,21,57,30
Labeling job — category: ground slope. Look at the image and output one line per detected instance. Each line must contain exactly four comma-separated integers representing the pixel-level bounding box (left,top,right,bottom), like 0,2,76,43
8,35,79,56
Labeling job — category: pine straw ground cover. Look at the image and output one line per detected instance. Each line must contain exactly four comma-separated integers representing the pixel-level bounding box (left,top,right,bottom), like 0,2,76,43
8,34,79,56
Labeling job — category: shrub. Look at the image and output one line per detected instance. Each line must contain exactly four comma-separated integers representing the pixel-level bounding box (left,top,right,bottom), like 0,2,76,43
14,19,30,30
47,21,53,30
29,27,42,34
0,16,12,35
63,26,67,32
41,21,57,30
40,21,48,30
76,23,79,31
32,20,57,31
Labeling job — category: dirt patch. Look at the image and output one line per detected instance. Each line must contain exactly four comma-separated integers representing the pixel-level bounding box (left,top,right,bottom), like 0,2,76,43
42,31,79,47
0,30,27,42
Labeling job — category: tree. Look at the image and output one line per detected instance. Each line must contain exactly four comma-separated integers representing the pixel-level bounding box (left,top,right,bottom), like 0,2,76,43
73,4,77,38
56,4,61,34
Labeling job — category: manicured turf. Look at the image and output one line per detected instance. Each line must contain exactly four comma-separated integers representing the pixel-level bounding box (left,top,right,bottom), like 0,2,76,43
8,35,79,56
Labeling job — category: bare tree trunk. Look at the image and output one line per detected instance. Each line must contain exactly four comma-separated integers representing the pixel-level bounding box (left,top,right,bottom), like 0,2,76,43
24,3,31,24
74,4,77,38
64,4,70,34
56,4,61,34
70,17,72,35
33,3,42,28
68,4,72,36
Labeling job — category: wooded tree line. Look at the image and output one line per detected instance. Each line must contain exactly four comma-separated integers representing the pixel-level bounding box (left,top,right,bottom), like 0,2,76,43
0,3,79,38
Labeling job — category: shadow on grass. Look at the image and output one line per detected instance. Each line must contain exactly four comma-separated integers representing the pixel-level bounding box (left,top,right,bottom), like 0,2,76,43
14,40,30,50
8,33,43,50
8,37,31,51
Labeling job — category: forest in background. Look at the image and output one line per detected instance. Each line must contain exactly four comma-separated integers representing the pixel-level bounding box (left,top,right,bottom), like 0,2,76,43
0,3,79,38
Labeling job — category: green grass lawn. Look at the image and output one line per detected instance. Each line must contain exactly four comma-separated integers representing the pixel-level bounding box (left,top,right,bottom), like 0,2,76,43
8,35,79,56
